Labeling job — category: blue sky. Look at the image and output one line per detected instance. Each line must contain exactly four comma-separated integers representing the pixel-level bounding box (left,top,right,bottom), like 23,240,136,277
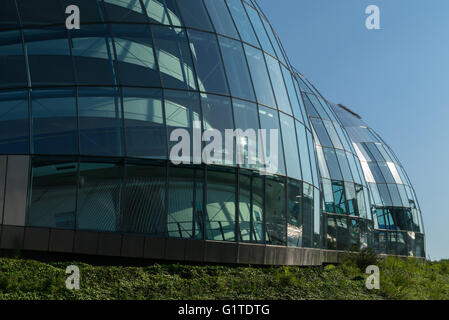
257,0,449,260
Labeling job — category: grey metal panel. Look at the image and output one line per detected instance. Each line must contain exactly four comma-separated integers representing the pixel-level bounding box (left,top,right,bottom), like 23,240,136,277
0,225,24,250
98,233,122,256
49,229,74,253
264,245,276,265
238,243,265,265
3,156,30,226
143,237,166,259
0,156,6,224
74,231,99,255
24,227,50,251
121,235,144,258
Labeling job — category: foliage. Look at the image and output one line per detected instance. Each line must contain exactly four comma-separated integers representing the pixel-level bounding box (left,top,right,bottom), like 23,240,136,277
0,256,447,300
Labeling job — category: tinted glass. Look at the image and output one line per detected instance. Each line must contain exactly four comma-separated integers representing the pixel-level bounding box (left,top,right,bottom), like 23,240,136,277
143,0,182,26
265,54,292,114
203,0,239,39
244,4,274,55
287,179,302,247
176,0,213,31
279,114,301,180
266,176,286,245
103,0,147,23
226,0,259,46
0,31,28,88
0,90,29,154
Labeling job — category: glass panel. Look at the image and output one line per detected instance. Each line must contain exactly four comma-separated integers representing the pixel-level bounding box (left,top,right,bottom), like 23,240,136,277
0,31,28,88
265,54,292,114
77,161,122,232
323,148,342,180
314,187,320,248
121,163,166,235
78,87,123,156
165,90,201,163
279,114,301,180
17,0,65,25
168,166,203,239
302,183,314,247
112,24,160,87
206,167,236,241
322,178,334,212
203,0,239,39
31,89,78,155
287,179,302,247
103,0,147,22
336,149,353,181
0,0,20,30
244,4,274,55
266,176,286,245
143,0,182,26
232,99,259,169
258,106,286,175
71,25,117,85
310,118,332,147
188,30,229,95
332,180,347,214
201,94,234,165
239,171,264,243
244,45,276,107
0,90,29,154
28,158,78,229
24,28,75,86
282,67,302,120
296,122,313,185
152,26,197,90
60,0,104,23
260,15,287,65
123,88,166,159
307,131,319,186
344,182,357,216
226,0,259,46
176,0,213,31
323,120,343,149
218,36,255,101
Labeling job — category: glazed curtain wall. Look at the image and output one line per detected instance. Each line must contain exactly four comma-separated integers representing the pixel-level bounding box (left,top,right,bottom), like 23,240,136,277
27,158,321,248
296,73,374,252
0,0,322,249
331,104,425,257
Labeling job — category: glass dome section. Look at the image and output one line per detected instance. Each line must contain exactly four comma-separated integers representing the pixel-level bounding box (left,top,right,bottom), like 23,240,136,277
0,0,321,252
296,72,374,252
332,103,425,257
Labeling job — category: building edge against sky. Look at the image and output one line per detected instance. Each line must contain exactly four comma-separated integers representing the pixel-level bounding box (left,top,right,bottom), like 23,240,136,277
0,0,424,264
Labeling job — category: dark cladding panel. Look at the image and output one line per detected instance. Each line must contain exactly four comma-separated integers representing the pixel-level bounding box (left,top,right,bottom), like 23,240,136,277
3,156,30,226
0,156,6,224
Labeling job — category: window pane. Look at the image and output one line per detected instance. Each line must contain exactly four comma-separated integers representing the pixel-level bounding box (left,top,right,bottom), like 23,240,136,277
279,114,301,180
121,163,166,236
0,90,29,154
78,87,123,156
204,0,239,39
226,0,258,46
0,0,20,30
311,118,332,147
17,0,65,25
261,15,287,65
31,89,78,155
323,120,343,149
296,121,313,185
323,148,342,180
282,67,302,119
244,4,274,55
77,161,122,232
60,0,104,23
165,90,201,163
265,54,291,114
232,99,259,169
189,30,229,95
302,183,314,247
201,94,234,165
123,88,166,159
29,158,78,229
258,106,286,175
0,31,28,88
336,149,353,181
266,176,286,245
103,0,147,23
287,179,302,247
71,25,117,85
238,171,264,243
176,0,213,31
218,37,255,101
24,28,75,86
206,167,236,241
143,0,182,26
168,166,203,239
152,26,197,90
244,45,276,107
112,24,160,87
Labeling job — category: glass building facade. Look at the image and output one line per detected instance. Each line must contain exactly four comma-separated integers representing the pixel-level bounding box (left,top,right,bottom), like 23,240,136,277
0,0,424,263
331,104,425,257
